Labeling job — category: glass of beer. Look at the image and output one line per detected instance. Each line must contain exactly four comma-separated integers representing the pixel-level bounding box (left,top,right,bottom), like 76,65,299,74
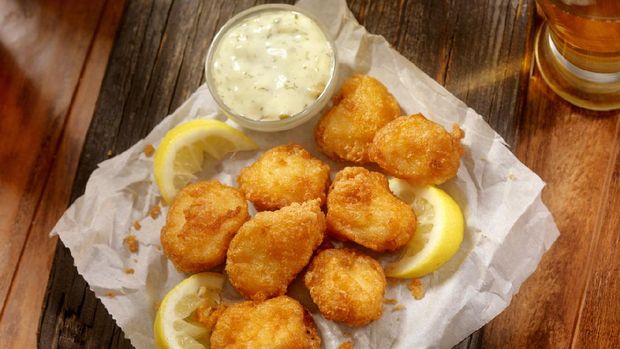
535,0,620,110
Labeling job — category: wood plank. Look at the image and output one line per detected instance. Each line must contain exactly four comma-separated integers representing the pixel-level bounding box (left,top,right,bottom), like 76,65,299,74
481,69,620,348
0,0,125,348
39,1,533,348
0,0,107,316
572,127,620,348
38,0,189,346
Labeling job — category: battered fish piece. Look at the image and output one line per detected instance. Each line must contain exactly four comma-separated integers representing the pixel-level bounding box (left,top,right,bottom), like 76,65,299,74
237,144,330,211
210,296,321,349
315,75,400,163
226,200,325,301
161,181,249,273
326,167,416,252
304,248,386,326
369,113,464,185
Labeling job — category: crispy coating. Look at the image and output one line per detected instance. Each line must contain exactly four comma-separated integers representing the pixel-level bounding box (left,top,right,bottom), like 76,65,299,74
237,144,330,211
369,113,464,185
315,75,400,163
304,248,386,326
326,167,416,252
161,181,249,273
226,200,325,301
210,296,321,349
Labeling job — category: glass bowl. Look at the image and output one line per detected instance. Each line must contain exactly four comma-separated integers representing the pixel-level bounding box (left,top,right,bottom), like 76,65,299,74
205,4,338,132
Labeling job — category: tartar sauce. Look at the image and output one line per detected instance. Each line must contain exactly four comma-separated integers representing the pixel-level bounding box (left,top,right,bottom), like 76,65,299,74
211,10,334,121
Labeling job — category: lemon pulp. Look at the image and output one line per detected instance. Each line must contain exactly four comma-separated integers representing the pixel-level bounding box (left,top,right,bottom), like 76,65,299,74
154,272,225,349
386,178,464,278
153,119,258,203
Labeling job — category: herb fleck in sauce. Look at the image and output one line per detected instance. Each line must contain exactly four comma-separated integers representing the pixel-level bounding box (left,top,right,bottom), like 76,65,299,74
212,10,333,121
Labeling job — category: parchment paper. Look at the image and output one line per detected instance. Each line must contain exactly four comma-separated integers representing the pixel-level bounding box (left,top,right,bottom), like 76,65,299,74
51,0,559,348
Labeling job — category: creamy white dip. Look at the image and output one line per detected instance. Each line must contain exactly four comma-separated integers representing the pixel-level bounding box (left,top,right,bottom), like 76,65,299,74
211,10,334,121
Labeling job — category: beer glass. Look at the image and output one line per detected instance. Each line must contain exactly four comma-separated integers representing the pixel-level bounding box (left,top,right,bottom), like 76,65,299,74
535,0,620,110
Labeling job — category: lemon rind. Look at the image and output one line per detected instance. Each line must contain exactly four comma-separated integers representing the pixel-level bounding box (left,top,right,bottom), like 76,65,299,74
154,272,225,349
153,119,258,203
386,179,464,278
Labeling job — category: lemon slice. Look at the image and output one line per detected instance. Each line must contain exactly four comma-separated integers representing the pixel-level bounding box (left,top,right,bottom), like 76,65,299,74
385,179,464,278
154,272,225,349
154,119,258,203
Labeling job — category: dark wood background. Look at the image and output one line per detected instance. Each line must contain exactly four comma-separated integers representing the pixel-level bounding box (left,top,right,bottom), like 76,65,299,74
27,0,619,348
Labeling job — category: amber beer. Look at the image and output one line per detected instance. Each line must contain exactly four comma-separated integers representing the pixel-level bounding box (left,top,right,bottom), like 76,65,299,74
535,0,620,110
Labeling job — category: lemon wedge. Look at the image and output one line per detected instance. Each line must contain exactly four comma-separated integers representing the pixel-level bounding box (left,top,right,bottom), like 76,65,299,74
154,119,258,203
386,178,464,278
154,272,225,349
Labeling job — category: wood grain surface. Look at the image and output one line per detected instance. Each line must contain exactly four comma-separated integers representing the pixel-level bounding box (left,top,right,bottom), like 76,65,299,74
22,0,620,348
36,0,531,348
0,0,124,347
482,69,620,348
0,0,102,307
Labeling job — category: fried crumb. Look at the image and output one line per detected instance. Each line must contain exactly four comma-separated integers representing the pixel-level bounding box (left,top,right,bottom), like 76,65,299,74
149,203,161,219
339,341,354,349
124,235,139,253
153,301,161,312
132,221,142,230
123,267,135,274
106,149,113,157
408,278,425,300
144,144,155,157
383,298,398,304
391,304,406,312
196,303,228,331
105,291,116,298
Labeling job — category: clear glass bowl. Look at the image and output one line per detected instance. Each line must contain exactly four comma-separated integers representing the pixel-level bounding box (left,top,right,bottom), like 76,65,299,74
205,4,338,132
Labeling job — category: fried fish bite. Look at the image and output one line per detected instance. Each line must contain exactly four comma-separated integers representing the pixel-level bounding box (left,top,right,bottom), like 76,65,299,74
237,144,330,211
326,167,415,252
304,248,386,326
315,75,400,163
161,181,249,273
210,296,321,349
369,113,464,185
226,200,325,301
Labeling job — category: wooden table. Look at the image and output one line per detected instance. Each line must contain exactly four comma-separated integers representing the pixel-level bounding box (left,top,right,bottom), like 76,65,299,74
36,0,620,348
